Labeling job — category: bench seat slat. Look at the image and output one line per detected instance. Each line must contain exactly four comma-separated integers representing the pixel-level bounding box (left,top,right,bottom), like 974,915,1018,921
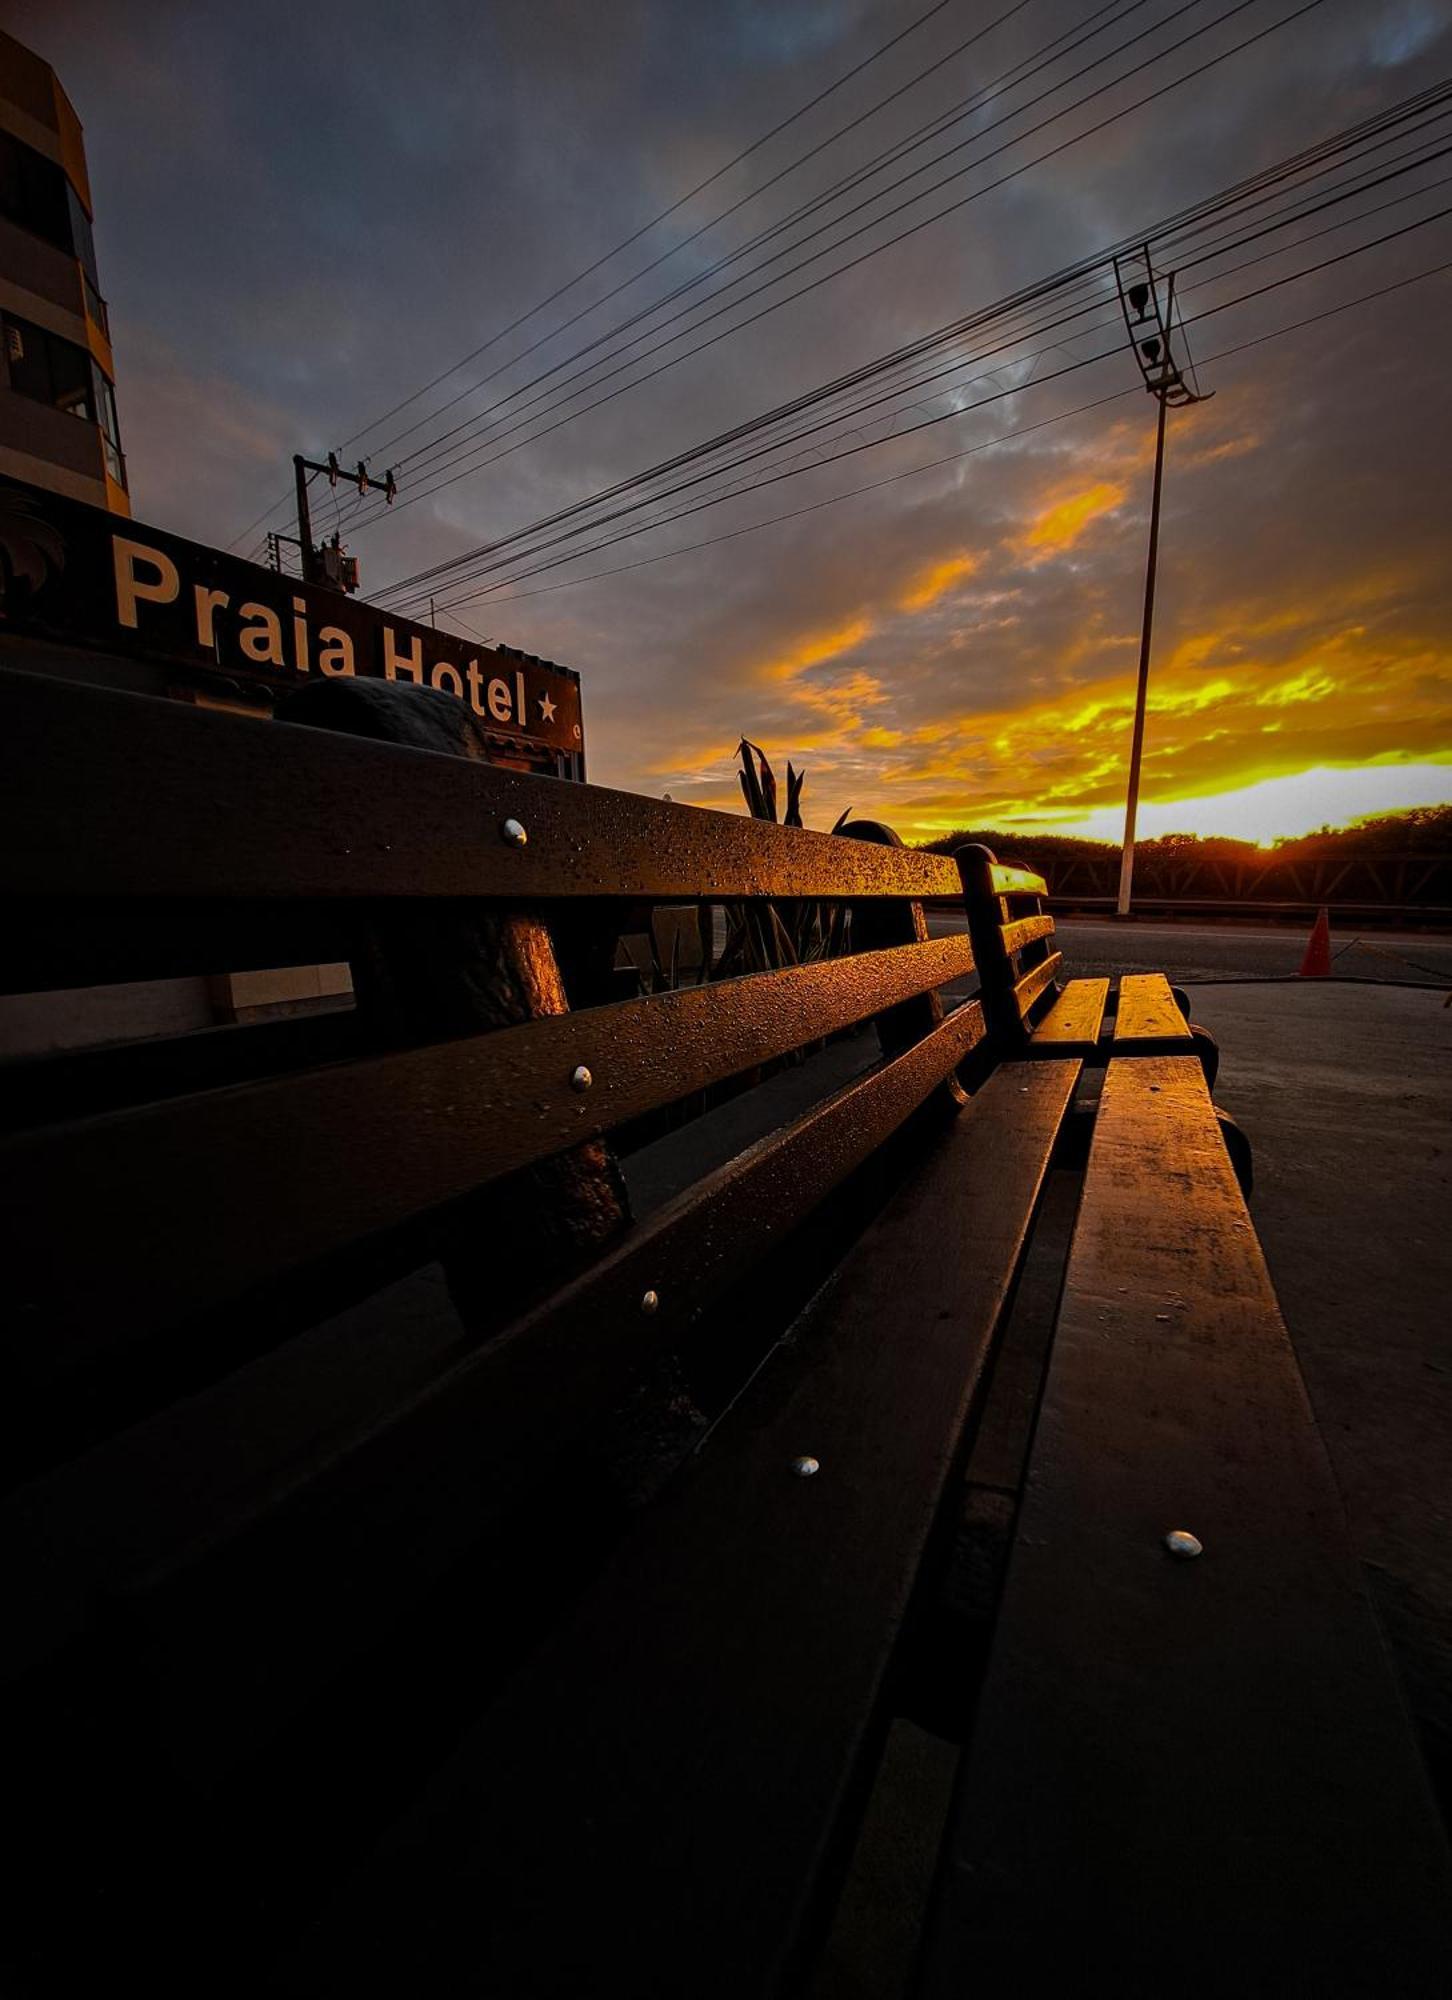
1026,975,1109,1050
0,668,961,904
923,1056,1452,1995
1111,969,1191,1043
284,1059,1082,1998
4,1002,988,1700
2,934,973,1385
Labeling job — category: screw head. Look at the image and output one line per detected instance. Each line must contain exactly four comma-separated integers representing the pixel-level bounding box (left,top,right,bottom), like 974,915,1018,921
640,1289,659,1314
501,817,528,848
571,1064,593,1093
1164,1529,1203,1560
791,1455,821,1479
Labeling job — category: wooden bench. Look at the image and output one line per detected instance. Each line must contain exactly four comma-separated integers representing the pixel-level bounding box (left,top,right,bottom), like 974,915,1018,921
959,839,1219,1071
2,665,1449,1997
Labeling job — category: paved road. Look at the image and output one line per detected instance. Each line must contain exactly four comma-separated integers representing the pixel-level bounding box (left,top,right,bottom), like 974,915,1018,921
928,909,1452,986
1184,976,1452,1813
1058,915,1452,985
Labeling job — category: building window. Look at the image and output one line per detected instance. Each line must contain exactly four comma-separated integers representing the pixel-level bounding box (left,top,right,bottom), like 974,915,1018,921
2,310,125,487
81,270,109,341
0,131,110,334
65,181,98,286
0,129,73,253
92,360,124,484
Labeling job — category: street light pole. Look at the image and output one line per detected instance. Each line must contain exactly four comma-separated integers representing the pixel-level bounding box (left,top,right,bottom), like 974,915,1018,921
1111,255,1211,917
1116,385,1169,917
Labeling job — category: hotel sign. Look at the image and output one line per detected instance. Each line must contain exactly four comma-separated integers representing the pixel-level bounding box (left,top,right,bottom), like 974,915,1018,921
0,473,583,757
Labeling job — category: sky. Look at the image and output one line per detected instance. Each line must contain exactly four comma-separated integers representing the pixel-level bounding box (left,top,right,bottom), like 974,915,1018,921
15,0,1452,842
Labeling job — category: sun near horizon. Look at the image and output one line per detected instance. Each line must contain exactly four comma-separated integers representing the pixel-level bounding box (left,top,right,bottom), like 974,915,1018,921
938,760,1452,848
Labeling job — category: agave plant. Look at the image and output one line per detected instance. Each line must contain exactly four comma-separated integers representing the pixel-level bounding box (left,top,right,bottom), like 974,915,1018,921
714,738,854,979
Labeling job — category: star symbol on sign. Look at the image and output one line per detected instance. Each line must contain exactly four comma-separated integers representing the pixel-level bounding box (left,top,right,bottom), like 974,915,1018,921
538,692,556,722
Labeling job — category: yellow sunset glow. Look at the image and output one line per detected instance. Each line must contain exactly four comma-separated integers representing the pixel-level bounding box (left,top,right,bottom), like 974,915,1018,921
1026,761,1452,846
633,392,1451,848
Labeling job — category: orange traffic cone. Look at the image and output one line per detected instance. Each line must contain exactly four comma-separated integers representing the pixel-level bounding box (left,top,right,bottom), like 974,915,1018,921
1298,905,1332,978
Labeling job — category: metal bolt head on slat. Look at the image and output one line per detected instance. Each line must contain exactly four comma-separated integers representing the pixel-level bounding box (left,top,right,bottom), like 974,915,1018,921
1164,1529,1203,1560
791,1455,821,1479
500,817,528,848
571,1064,593,1093
640,1289,660,1314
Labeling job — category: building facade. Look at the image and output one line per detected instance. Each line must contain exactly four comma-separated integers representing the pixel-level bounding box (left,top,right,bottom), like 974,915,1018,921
0,29,126,514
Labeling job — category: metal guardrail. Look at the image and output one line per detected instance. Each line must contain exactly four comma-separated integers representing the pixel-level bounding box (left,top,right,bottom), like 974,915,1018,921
921,893,1452,927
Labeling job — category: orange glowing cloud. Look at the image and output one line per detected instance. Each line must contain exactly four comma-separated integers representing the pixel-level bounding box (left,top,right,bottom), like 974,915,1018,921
753,616,872,683
618,409,1450,851
1022,480,1127,557
897,552,979,612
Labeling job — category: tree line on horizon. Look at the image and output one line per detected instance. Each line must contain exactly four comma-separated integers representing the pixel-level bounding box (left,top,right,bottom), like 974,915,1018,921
917,803,1452,867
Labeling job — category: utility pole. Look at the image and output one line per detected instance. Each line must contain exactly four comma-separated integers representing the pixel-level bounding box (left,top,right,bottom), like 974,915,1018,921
1112,253,1211,917
292,451,397,590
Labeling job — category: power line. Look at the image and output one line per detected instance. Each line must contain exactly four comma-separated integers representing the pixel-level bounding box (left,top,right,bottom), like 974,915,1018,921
222,0,969,551
319,1,1156,556
378,122,1452,607
359,0,1341,546
423,214,1452,612
356,0,1260,529
444,254,1452,613
359,0,1135,479
364,0,1326,579
615,114,1452,525
376,79,1441,611
359,0,1054,472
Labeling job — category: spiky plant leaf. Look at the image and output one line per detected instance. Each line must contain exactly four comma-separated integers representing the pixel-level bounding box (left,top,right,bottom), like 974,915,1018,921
785,762,805,829
754,744,778,822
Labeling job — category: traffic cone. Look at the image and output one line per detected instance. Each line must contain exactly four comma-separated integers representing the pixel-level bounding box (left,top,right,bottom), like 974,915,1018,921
1298,905,1332,978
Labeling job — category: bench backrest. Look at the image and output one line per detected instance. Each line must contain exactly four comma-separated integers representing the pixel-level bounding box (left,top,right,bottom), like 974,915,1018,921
0,664,1054,1981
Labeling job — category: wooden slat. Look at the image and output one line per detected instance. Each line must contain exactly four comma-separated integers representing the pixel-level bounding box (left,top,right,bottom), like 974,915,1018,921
0,896,360,993
3,1001,988,1690
1028,976,1109,1049
2,936,974,1389
923,1057,1452,1996
1,1006,369,1131
0,668,961,903
1112,970,1191,1043
1011,950,1061,1021
283,1060,1082,1998
999,912,1054,958
989,862,1046,897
